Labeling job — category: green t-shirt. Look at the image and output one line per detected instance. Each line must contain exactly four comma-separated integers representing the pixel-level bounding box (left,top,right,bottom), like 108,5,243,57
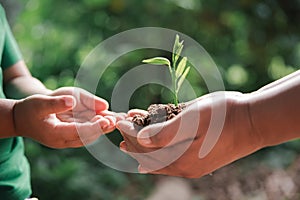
0,5,31,200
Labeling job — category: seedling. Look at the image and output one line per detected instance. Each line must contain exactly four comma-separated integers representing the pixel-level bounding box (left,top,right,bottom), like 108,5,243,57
142,34,190,106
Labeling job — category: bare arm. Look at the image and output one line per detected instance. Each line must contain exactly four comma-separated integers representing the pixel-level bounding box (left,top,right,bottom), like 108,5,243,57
249,70,300,146
3,60,52,99
0,60,117,148
0,60,52,138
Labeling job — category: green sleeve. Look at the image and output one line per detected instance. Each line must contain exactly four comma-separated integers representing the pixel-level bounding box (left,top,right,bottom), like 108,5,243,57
0,5,23,69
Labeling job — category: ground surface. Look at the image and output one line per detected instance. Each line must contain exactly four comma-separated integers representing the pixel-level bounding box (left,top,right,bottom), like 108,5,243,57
145,153,300,200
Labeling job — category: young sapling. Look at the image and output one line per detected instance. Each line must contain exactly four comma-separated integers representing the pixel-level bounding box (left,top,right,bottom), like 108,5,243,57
132,35,191,128
142,34,190,106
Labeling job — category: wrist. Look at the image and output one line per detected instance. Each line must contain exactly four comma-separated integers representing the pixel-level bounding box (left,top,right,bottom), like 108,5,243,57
226,93,265,154
11,100,21,137
239,94,265,149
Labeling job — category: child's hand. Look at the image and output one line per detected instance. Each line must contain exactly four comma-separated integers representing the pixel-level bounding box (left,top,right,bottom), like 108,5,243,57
13,87,117,148
50,87,109,122
50,87,126,124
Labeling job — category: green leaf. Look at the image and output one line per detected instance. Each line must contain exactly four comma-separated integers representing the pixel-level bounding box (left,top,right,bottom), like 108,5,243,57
172,34,184,66
176,66,190,93
175,57,187,78
173,44,183,66
172,34,180,64
142,57,171,67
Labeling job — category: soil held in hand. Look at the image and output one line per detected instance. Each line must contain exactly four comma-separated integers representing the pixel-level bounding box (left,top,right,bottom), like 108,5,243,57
132,103,186,129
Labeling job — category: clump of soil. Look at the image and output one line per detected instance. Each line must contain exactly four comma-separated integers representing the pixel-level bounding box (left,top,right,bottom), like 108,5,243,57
132,103,186,129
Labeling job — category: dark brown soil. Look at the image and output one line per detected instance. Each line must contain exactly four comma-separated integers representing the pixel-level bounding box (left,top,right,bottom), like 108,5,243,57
132,103,186,129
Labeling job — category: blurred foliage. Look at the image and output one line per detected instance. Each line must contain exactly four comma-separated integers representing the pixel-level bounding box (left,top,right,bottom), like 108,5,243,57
1,0,300,199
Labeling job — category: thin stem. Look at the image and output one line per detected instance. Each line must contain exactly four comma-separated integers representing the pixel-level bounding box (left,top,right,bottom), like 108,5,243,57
171,69,178,106
174,93,178,106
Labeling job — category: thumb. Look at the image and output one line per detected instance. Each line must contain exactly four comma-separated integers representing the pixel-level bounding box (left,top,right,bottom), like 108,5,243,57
137,106,199,148
34,95,75,116
137,119,180,148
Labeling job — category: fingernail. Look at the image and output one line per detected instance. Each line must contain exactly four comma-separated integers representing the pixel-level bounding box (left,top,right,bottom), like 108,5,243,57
64,97,74,107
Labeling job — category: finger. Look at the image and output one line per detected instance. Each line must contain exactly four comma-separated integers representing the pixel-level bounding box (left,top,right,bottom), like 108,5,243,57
138,165,167,175
90,115,115,134
73,110,100,121
98,118,111,128
136,120,178,148
99,110,115,116
64,130,102,148
104,115,117,125
75,121,104,141
130,152,169,171
119,142,158,165
40,116,106,148
138,165,179,177
79,89,109,112
137,146,190,176
119,140,173,172
115,113,127,121
91,115,103,123
99,111,127,121
116,120,138,138
94,97,109,111
119,141,151,165
102,125,115,134
138,165,149,174
57,119,106,143
118,118,169,148
35,95,75,116
127,109,148,117
91,115,111,127
116,120,146,151
102,116,116,133
138,165,163,174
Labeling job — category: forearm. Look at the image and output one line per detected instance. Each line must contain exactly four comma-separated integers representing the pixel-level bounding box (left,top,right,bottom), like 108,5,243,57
4,76,52,99
3,61,52,99
249,71,300,147
0,99,17,138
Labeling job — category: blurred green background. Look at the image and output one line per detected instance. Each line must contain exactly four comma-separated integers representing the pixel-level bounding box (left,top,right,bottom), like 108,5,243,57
1,0,300,199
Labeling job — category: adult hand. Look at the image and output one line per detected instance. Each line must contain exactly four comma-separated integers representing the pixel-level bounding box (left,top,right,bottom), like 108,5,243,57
117,92,263,178
13,87,118,148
